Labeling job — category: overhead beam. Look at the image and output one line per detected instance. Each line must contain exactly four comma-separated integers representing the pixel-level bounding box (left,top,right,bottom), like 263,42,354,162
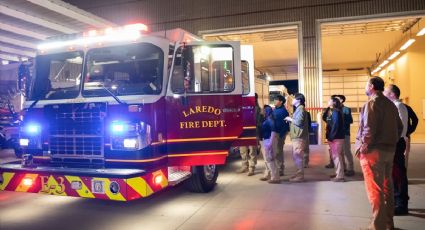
0,35,37,49
0,4,77,34
27,0,115,28
0,53,20,61
0,22,48,40
0,46,36,57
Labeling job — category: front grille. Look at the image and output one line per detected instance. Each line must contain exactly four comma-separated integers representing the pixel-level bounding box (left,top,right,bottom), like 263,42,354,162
46,103,106,159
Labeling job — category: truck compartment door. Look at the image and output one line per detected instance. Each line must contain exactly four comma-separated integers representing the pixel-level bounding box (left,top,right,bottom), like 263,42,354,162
165,41,243,166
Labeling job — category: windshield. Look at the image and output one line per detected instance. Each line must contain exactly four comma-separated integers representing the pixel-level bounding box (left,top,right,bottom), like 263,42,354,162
30,51,83,100
83,43,164,97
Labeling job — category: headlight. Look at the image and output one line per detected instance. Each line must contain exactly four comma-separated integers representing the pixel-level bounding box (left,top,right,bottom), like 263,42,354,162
110,121,151,150
25,124,41,135
20,138,29,146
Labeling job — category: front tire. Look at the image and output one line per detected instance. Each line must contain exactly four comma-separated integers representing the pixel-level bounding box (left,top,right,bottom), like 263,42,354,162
185,165,219,193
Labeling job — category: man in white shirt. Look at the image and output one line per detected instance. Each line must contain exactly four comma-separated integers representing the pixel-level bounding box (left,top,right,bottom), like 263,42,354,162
384,84,409,215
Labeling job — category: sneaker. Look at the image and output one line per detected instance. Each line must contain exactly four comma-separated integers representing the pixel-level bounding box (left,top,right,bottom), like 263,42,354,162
331,177,345,182
345,170,355,177
267,179,281,184
236,167,248,173
289,177,304,183
325,163,334,169
247,171,255,176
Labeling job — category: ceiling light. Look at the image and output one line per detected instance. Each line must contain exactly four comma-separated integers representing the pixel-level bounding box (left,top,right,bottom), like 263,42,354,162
400,39,415,50
417,28,425,36
379,60,389,67
371,67,381,74
388,51,400,60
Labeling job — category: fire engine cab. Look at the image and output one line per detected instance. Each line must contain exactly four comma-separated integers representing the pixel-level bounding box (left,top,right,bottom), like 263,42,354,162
0,24,258,201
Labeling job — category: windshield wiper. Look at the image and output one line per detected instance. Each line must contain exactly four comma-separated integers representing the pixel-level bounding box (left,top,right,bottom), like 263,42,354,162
100,84,127,105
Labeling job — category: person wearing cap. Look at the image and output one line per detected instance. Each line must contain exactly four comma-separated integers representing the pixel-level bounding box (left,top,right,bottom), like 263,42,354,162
284,93,309,182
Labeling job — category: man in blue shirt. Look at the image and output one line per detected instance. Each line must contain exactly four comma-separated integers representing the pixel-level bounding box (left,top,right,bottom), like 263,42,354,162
273,95,290,176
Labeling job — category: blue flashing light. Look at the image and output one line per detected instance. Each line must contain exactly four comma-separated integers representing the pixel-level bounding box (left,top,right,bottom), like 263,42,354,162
26,124,40,135
111,122,125,134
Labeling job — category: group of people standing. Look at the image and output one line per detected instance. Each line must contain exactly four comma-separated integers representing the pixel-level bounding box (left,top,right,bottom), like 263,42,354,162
237,93,310,184
237,76,418,230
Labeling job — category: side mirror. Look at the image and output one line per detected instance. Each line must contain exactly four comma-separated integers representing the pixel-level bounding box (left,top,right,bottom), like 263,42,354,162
18,63,31,97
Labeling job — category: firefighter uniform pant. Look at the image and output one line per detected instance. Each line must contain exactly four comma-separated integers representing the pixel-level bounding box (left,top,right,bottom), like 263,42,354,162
343,135,354,171
239,145,257,170
360,148,395,230
260,138,278,180
276,133,287,173
292,138,306,177
329,139,345,179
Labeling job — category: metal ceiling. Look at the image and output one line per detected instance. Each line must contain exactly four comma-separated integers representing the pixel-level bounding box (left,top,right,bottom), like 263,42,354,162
321,17,421,37
0,0,115,64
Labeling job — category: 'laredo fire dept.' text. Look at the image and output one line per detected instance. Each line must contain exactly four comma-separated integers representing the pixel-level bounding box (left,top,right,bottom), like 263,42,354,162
180,106,226,129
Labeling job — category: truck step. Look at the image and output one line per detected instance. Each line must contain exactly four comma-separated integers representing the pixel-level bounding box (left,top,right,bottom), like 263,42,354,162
168,170,191,186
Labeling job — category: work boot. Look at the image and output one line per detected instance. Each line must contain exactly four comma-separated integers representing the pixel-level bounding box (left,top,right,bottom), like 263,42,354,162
394,207,408,216
236,167,248,173
331,177,345,182
259,175,270,181
345,170,355,177
247,169,255,176
279,170,284,176
325,163,334,169
267,179,280,184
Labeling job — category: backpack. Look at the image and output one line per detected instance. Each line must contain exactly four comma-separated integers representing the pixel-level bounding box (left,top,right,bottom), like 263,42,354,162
404,104,418,137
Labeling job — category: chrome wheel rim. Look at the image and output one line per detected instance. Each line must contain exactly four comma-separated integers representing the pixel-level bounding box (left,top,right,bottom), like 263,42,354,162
203,165,216,181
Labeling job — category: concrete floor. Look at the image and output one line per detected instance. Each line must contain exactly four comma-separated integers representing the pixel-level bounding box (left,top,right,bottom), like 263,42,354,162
0,144,424,230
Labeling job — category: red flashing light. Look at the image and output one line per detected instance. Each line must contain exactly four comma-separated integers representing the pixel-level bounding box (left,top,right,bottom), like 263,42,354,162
22,178,34,187
104,27,114,34
124,23,148,32
88,30,97,37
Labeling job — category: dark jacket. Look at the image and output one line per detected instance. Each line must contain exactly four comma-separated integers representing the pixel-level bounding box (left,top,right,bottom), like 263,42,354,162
342,106,353,136
405,104,418,137
273,105,290,138
255,103,264,139
262,117,276,140
326,109,345,141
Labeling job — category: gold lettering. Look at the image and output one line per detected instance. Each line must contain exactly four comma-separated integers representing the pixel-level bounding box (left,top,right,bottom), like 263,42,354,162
183,111,189,117
202,106,207,112
180,122,185,129
195,106,202,113
214,109,221,116
189,108,196,115
207,106,214,113
40,176,49,193
56,177,65,194
201,121,208,127
194,121,200,128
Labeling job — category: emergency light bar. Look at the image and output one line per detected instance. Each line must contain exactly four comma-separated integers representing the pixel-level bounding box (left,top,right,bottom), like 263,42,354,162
37,23,148,51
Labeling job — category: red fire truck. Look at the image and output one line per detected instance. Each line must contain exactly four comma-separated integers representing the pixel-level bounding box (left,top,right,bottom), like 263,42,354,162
0,24,258,201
